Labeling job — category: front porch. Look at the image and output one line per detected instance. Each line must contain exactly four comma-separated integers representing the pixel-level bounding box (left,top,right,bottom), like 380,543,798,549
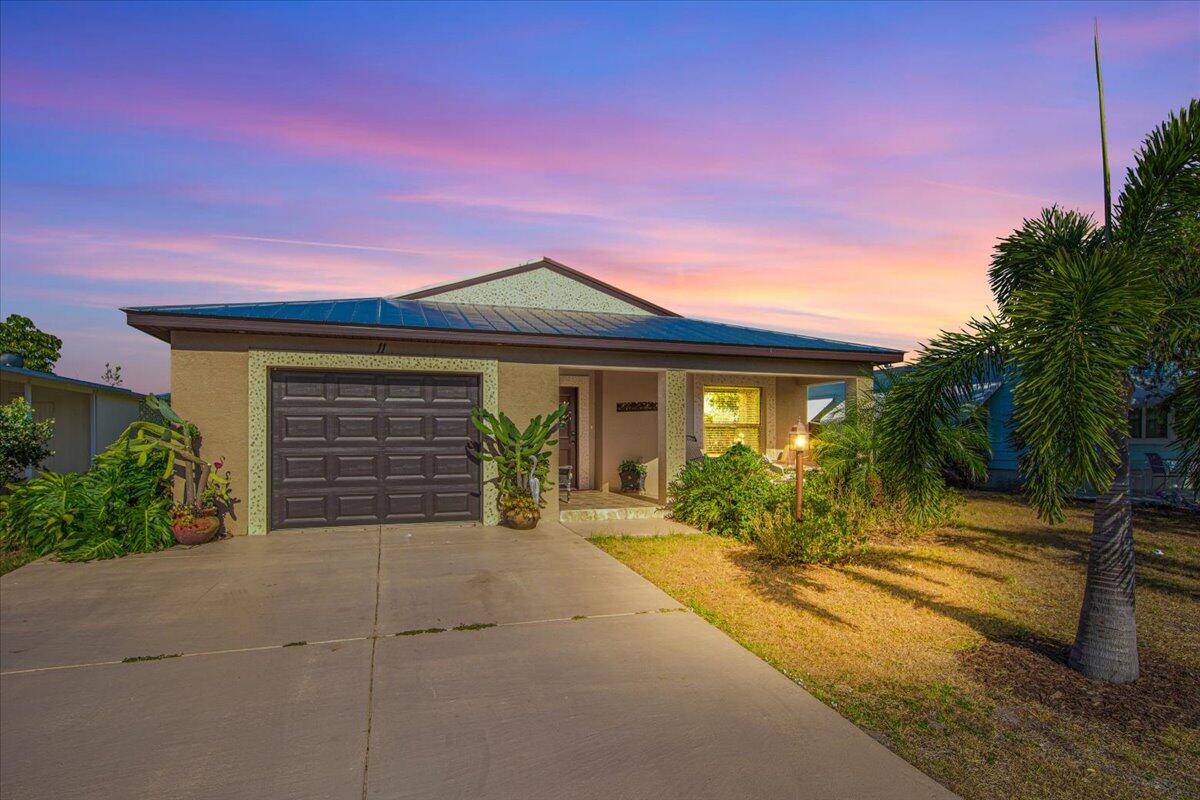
552,364,870,519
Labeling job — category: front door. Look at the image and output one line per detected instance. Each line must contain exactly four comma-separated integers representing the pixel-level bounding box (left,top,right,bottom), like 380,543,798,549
558,387,578,488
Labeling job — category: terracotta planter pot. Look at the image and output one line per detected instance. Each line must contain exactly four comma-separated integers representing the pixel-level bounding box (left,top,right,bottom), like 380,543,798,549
501,506,540,530
173,512,220,545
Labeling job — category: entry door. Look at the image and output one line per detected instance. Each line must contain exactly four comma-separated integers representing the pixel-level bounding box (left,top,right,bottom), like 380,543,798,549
270,371,481,529
558,387,578,488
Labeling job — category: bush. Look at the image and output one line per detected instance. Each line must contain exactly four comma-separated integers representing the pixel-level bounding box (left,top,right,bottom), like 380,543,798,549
0,441,173,561
0,397,54,486
668,444,777,537
748,470,865,564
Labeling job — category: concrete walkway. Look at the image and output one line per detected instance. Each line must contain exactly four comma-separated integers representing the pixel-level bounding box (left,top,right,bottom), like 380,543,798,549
1,523,955,800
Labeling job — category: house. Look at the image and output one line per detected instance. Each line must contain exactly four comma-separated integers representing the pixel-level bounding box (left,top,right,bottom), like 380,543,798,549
124,258,903,534
0,364,145,474
808,368,1185,497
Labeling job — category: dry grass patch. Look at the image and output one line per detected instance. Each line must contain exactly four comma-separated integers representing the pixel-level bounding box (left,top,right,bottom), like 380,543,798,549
592,492,1199,800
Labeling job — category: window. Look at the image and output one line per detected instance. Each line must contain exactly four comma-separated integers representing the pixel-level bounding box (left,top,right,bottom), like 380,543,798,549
703,386,761,455
1128,407,1143,438
1145,406,1170,439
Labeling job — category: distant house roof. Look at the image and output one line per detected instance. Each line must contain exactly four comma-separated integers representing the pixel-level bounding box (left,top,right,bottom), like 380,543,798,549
1,365,144,399
125,297,904,363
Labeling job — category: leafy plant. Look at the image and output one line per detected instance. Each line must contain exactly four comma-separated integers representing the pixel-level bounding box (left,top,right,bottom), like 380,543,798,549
813,389,986,535
123,394,232,514
879,92,1199,682
0,314,61,373
619,459,647,478
0,397,54,486
101,363,123,387
470,404,567,506
748,471,864,564
668,443,777,538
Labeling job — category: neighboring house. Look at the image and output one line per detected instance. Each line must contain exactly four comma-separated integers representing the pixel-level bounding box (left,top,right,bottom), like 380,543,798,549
0,364,144,474
124,258,903,534
808,368,1185,496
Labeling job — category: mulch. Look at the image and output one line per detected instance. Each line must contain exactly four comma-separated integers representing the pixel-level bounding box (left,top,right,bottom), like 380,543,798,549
960,636,1200,737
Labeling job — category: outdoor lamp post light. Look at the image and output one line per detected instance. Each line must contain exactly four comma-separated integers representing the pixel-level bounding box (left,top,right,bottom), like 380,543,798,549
793,424,809,521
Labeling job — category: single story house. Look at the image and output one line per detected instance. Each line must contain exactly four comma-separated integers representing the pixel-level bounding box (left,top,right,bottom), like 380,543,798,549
1,364,145,474
124,258,904,534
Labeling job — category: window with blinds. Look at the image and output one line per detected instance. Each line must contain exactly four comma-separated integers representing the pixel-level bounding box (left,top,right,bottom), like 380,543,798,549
702,386,762,455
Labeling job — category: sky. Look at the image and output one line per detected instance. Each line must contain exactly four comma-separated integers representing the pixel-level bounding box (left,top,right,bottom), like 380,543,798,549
1,1,1197,393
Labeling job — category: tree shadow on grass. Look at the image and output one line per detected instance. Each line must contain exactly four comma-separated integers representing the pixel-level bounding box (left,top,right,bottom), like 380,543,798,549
724,548,856,629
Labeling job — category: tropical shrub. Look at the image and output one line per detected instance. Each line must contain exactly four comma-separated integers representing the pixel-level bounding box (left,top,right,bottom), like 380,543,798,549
813,389,986,536
748,470,864,564
471,404,567,506
0,442,172,561
668,443,777,537
0,397,54,486
0,314,61,373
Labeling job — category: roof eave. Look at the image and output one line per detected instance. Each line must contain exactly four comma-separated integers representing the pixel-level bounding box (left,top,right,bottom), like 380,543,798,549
124,311,904,364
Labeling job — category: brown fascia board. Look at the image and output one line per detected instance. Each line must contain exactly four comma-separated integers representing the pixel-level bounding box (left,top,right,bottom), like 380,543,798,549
397,257,683,317
123,310,905,364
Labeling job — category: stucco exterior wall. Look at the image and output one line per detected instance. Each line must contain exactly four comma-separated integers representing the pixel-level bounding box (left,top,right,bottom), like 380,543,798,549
171,345,250,534
598,371,661,495
420,267,652,315
774,377,811,449
498,362,561,517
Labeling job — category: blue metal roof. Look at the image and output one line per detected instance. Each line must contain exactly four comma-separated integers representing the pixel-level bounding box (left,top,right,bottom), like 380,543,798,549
125,297,901,357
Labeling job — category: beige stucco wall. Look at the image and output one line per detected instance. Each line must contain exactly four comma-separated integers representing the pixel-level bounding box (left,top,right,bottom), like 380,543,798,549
498,362,561,517
774,377,811,449
171,345,250,534
598,371,661,495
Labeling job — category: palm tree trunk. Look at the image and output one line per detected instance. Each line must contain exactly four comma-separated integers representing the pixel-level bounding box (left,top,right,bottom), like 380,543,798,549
1068,434,1139,683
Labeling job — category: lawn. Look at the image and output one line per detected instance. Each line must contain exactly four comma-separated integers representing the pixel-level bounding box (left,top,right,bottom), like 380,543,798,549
593,492,1199,800
0,543,36,576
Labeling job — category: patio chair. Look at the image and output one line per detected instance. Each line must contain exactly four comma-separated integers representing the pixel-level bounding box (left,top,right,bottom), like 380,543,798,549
558,465,573,503
1145,452,1174,498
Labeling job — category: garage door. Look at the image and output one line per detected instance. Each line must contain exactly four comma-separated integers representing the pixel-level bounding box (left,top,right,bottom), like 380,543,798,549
270,370,481,529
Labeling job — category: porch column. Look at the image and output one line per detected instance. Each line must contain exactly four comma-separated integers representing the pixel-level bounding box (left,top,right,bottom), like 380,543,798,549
656,369,687,501
843,365,873,412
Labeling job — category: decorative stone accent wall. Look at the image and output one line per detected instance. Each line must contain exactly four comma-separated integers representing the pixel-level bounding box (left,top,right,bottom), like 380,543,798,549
246,350,499,534
422,267,652,315
658,369,687,500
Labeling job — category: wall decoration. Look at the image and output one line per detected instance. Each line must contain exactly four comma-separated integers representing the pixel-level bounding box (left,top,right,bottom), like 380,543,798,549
616,401,658,413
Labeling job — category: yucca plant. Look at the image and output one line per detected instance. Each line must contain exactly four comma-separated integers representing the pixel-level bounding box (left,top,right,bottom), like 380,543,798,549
470,404,568,504
879,39,1199,683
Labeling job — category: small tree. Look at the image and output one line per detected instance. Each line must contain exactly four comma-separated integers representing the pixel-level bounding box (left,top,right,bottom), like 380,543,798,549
0,397,54,486
0,315,62,373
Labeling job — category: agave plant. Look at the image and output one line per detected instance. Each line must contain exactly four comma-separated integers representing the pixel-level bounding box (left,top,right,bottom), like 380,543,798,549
879,49,1198,684
470,404,568,504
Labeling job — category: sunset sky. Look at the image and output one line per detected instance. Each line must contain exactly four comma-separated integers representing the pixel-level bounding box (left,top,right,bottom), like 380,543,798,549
1,1,1196,392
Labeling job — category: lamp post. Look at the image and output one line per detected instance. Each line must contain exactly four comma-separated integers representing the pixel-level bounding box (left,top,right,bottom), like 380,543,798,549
793,424,809,521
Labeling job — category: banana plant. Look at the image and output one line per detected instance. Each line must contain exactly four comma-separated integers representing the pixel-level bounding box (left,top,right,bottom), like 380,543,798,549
470,404,568,504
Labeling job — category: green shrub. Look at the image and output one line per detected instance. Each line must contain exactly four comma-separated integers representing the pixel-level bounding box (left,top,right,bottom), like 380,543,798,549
668,443,777,538
0,442,173,562
0,397,54,486
748,470,865,564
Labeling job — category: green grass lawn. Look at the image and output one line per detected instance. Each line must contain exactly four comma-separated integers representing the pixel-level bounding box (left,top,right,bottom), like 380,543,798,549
0,542,37,576
593,492,1199,800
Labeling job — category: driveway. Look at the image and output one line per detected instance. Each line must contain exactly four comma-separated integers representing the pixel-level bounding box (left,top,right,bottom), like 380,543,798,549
1,523,955,800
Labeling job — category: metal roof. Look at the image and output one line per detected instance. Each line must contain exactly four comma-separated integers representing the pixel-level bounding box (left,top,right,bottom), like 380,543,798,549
123,296,902,358
0,365,144,398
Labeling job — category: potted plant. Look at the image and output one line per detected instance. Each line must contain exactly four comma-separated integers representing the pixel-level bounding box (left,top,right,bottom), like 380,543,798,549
471,403,568,529
125,394,236,546
619,459,648,493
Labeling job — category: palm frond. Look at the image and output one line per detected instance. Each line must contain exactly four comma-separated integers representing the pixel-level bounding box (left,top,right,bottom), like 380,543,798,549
1006,247,1161,521
989,207,1100,309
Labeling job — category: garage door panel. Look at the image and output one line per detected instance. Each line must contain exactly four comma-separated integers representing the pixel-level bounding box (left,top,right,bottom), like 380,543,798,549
271,371,480,529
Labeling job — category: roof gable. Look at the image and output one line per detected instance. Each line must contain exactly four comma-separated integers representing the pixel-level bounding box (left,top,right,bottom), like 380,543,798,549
395,258,678,316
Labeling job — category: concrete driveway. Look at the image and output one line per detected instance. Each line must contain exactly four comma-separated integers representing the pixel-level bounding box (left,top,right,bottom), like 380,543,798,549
1,523,955,800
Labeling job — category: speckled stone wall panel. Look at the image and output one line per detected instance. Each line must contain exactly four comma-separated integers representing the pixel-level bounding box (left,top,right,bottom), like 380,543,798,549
420,267,653,315
246,350,499,534
657,369,687,500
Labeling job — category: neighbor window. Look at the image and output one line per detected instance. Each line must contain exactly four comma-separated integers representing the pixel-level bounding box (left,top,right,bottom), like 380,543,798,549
1128,405,1170,440
703,386,761,455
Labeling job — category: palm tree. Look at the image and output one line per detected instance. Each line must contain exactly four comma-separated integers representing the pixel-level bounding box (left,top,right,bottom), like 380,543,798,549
879,79,1199,683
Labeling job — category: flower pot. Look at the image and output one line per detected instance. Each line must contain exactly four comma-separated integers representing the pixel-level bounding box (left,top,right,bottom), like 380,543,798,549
501,506,540,530
173,511,220,545
619,470,646,493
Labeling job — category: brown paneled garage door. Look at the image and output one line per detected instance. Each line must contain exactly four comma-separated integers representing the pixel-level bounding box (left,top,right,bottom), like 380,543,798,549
270,370,481,529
